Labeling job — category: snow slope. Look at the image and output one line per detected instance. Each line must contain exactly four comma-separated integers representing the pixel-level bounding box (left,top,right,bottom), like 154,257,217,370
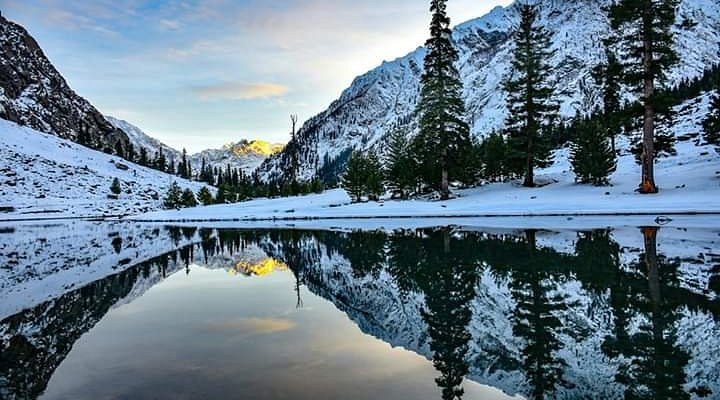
0,119,209,220
258,0,720,182
134,93,720,222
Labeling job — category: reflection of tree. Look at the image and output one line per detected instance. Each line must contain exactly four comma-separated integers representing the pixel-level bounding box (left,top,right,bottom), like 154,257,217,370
600,227,690,400
386,229,478,400
343,230,387,279
166,226,182,246
509,230,567,399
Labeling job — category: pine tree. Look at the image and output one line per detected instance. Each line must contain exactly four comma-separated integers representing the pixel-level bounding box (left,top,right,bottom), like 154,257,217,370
703,91,720,148
592,47,624,153
127,143,136,162
412,0,472,200
215,186,227,204
609,0,679,193
110,178,122,195
481,133,506,182
503,3,558,187
180,148,189,179
139,147,148,166
181,188,198,208
114,141,124,158
384,129,415,199
570,118,617,186
163,182,182,209
197,186,214,205
342,151,368,203
155,148,166,172
365,152,384,201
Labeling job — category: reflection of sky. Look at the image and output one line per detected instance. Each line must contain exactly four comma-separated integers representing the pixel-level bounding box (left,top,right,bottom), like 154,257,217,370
0,0,511,152
42,266,515,399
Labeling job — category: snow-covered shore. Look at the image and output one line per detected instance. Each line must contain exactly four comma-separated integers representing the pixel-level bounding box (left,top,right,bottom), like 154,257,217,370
132,143,720,222
133,93,720,223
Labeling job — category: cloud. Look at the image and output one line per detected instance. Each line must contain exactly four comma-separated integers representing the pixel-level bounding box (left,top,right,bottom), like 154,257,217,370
202,317,297,335
159,19,181,30
191,82,290,100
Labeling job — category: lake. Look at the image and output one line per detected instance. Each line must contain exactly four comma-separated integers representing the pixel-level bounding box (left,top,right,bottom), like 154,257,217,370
1,220,718,399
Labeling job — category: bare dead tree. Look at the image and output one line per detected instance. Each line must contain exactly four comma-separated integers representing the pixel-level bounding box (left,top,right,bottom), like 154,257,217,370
289,114,299,184
290,114,298,140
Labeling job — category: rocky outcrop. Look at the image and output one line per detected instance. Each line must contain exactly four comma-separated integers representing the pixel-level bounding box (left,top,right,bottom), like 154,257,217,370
0,13,128,152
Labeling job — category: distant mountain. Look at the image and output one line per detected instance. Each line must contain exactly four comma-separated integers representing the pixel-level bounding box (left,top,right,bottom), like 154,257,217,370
0,13,128,152
190,139,284,175
106,116,283,175
258,0,720,183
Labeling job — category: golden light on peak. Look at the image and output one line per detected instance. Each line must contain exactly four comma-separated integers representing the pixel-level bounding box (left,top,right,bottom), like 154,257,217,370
231,258,288,277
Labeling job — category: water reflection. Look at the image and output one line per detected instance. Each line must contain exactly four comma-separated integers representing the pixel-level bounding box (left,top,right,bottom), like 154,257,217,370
1,224,719,399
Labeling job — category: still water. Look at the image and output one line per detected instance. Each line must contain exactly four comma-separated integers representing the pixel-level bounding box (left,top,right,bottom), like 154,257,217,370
1,221,719,399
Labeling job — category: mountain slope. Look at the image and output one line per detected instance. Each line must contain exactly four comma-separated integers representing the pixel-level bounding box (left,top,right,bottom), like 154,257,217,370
0,14,128,151
105,116,182,162
258,0,720,182
0,119,207,219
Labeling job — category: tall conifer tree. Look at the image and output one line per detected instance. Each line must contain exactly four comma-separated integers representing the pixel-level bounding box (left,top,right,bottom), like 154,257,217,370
413,0,472,200
703,91,720,148
609,0,679,193
570,118,617,186
384,129,416,199
503,3,558,187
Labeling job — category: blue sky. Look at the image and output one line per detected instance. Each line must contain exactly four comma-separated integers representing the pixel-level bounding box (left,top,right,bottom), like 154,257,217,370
1,0,512,152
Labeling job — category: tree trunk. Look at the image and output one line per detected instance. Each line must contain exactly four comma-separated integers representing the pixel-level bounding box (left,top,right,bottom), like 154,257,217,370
642,227,664,350
440,148,449,200
523,130,534,187
639,10,658,194
642,227,660,305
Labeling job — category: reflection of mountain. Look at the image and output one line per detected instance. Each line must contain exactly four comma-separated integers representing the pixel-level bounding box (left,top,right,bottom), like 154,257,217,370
231,258,288,277
0,222,205,320
0,249,187,399
254,227,720,399
1,225,719,399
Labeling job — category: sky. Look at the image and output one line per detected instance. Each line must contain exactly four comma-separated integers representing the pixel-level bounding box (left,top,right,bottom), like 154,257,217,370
0,0,512,153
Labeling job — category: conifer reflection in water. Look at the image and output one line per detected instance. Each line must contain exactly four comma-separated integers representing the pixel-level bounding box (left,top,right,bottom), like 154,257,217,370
1,225,718,400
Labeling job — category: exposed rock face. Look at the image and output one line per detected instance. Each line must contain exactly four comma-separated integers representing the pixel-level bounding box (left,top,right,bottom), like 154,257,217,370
0,14,128,152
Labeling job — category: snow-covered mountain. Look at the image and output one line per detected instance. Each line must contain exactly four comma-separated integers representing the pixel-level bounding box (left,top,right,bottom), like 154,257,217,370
258,0,720,182
106,116,283,175
190,139,284,175
0,119,207,219
0,13,129,152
